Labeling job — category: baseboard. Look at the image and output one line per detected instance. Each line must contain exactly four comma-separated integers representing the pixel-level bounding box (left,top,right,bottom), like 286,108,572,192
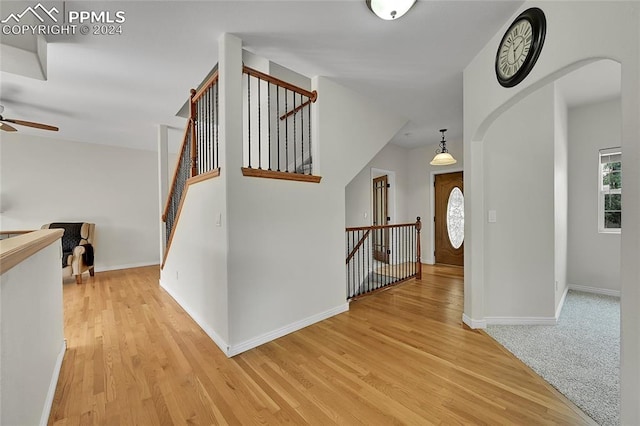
568,283,620,298
228,303,350,357
97,262,160,273
159,279,231,356
462,313,486,329
40,339,66,426
555,286,569,320
485,316,557,326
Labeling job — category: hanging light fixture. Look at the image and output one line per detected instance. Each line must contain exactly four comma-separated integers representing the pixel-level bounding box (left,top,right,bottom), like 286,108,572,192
430,129,457,166
366,0,416,20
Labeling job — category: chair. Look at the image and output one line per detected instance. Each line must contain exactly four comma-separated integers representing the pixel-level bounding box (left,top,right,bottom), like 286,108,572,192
41,222,95,284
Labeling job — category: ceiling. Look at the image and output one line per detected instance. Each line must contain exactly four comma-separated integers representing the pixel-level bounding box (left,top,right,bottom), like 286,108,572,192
0,0,531,151
0,1,622,153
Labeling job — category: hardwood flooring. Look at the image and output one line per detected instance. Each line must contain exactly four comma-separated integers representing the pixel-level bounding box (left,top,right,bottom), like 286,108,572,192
49,265,595,425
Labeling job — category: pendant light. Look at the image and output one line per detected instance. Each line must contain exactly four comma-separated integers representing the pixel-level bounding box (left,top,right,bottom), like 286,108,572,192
366,0,416,20
430,129,457,166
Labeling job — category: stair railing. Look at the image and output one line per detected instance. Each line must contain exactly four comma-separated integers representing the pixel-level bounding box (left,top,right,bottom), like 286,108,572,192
241,65,321,183
345,217,422,300
162,69,220,264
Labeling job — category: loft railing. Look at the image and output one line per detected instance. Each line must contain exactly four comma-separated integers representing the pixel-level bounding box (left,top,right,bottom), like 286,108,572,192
345,218,422,300
241,65,321,183
162,70,220,264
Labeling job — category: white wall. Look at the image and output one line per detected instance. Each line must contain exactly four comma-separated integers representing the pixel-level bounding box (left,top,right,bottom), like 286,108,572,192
226,73,406,350
160,176,229,347
0,133,160,271
1,237,65,426
463,2,639,422
567,98,621,293
554,86,568,309
345,143,411,228
407,138,463,264
162,34,407,356
483,84,556,319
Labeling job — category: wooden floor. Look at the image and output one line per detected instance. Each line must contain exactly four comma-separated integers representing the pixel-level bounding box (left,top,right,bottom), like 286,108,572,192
49,265,595,425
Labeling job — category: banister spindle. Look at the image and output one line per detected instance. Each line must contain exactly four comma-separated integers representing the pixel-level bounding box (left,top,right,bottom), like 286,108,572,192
300,93,304,174
293,92,297,173
285,89,289,172
415,217,422,280
268,83,272,170
258,76,262,169
247,73,251,168
277,86,281,171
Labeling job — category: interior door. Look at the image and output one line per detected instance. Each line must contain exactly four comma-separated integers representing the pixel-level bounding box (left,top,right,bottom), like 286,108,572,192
434,172,464,266
372,175,389,263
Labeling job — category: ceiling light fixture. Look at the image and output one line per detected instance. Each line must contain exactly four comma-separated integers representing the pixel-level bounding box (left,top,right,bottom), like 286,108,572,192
430,129,457,166
366,0,416,20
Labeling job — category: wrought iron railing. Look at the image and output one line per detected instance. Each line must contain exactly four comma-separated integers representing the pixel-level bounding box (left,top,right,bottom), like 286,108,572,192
162,70,220,264
241,66,319,180
345,218,422,300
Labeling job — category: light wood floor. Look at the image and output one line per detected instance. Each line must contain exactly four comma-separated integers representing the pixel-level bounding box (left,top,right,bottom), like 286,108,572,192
49,265,595,425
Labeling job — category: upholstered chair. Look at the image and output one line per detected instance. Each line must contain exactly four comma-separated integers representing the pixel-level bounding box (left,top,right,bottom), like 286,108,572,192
41,222,95,284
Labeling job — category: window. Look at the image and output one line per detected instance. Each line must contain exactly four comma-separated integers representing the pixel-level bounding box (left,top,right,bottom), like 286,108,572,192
599,148,621,233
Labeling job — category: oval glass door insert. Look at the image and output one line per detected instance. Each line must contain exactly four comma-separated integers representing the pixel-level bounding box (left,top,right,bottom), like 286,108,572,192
446,187,464,249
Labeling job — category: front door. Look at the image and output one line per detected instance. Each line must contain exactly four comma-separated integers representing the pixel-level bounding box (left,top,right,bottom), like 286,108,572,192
372,175,389,263
434,172,464,266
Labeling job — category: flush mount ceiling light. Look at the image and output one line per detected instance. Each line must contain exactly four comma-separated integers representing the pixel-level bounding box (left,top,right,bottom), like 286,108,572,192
430,129,457,166
366,0,416,20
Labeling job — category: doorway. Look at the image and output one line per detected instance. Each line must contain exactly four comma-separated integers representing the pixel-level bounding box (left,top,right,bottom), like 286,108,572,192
372,174,389,263
434,172,464,266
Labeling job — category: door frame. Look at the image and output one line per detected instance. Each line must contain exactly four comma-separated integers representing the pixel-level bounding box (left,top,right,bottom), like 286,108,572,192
428,167,464,265
370,168,397,227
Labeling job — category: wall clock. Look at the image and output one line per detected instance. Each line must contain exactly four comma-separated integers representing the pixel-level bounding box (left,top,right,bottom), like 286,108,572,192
495,7,546,88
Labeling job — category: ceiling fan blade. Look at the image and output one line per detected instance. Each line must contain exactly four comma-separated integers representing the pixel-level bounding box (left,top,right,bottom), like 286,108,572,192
0,122,18,132
5,118,58,131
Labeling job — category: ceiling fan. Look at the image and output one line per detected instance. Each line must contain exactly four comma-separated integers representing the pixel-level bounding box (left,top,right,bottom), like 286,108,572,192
0,105,59,132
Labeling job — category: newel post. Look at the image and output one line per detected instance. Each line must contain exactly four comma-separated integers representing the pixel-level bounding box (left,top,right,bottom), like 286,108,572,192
415,217,422,280
189,88,198,178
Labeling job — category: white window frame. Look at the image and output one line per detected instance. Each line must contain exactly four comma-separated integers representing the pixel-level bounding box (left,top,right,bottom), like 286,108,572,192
598,148,622,234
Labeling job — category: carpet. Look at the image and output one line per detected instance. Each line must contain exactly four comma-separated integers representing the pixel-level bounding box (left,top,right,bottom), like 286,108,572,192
486,290,620,426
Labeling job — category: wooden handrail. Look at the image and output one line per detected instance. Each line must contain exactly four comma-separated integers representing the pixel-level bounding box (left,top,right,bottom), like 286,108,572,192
346,230,370,264
0,229,63,274
163,120,192,222
280,98,312,121
243,65,318,102
346,221,419,232
192,70,219,103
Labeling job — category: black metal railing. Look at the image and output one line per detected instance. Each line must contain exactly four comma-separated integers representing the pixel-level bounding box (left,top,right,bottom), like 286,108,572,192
163,123,192,247
193,72,220,175
162,69,221,264
346,218,422,300
242,65,317,175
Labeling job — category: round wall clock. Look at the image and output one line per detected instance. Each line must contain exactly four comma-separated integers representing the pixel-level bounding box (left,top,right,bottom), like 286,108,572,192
495,7,546,88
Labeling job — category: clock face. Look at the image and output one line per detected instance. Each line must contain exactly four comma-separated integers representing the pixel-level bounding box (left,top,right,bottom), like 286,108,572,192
495,8,546,88
497,19,533,80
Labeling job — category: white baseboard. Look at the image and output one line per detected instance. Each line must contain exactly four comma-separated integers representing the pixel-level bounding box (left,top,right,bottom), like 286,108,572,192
568,283,620,298
40,340,66,426
159,279,231,356
159,279,349,358
97,262,159,273
228,303,350,357
485,316,557,326
555,286,569,320
462,313,486,329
